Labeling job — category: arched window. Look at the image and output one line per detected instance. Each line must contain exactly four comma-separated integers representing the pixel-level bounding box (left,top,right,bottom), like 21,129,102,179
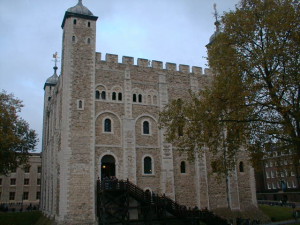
239,161,244,172
143,121,150,134
95,90,100,99
88,21,91,27
138,94,142,103
144,157,152,174
178,126,183,137
73,19,77,25
112,92,117,100
104,118,111,132
147,95,151,104
72,36,76,42
133,94,137,102
78,100,83,109
101,91,106,100
180,161,186,173
118,93,122,101
153,95,157,105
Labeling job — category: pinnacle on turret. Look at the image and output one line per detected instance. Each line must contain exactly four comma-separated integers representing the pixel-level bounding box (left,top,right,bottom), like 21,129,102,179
44,53,59,89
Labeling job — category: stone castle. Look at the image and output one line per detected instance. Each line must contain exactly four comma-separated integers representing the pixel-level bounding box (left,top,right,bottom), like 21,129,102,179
41,1,257,224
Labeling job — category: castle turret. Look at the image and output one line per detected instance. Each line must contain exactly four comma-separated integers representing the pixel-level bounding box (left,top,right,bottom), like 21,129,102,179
58,0,98,224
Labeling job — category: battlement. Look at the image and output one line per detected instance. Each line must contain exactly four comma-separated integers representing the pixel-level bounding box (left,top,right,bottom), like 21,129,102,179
96,52,211,75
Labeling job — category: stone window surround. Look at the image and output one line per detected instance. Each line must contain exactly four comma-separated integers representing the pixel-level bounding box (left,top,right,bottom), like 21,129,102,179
111,86,123,102
141,119,152,136
239,161,244,173
99,152,119,179
102,116,113,134
180,161,187,174
142,154,155,176
77,99,84,110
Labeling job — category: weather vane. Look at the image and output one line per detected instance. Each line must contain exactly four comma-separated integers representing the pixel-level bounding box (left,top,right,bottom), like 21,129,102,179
52,52,60,74
213,3,220,32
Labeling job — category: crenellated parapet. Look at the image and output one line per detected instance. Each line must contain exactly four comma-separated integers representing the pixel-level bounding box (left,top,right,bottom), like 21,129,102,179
96,52,212,76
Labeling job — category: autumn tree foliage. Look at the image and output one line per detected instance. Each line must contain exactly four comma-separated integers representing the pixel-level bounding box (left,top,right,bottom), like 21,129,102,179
0,90,38,175
159,0,300,174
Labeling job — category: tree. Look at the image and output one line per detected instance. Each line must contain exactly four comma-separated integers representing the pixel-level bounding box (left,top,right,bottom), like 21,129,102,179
160,0,299,174
0,90,38,175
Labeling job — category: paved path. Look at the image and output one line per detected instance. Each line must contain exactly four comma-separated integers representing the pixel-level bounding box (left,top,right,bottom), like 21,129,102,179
263,219,299,225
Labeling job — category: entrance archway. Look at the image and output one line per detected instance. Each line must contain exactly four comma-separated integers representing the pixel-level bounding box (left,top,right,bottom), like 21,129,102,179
101,155,116,179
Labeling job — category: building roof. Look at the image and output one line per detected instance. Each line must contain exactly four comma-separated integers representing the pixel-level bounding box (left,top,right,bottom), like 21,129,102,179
44,66,59,89
67,0,93,16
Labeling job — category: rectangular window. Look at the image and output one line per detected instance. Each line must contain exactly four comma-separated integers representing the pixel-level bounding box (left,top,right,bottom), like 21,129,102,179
292,181,297,188
37,179,41,185
10,178,16,185
267,183,271,189
291,171,295,176
23,192,29,200
266,172,270,178
37,166,42,173
24,178,29,185
24,166,30,173
0,178,2,185
9,192,15,200
272,183,276,189
36,192,40,200
277,182,281,189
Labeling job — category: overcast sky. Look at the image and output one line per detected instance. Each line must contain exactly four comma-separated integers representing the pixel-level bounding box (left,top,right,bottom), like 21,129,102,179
0,0,240,152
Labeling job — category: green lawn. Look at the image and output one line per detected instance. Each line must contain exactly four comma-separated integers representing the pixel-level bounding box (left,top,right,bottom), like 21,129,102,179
259,204,294,222
0,211,42,225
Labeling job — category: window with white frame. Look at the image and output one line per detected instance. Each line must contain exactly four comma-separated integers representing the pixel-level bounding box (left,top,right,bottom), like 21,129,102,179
291,171,295,176
271,171,274,178
292,181,296,188
266,171,270,178
272,183,276,189
277,182,281,189
267,183,271,189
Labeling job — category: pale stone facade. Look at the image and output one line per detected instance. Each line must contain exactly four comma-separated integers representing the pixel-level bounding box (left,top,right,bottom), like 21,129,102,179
41,1,257,224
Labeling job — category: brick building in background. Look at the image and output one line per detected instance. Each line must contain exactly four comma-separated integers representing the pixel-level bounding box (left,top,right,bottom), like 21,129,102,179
0,153,41,206
255,149,300,202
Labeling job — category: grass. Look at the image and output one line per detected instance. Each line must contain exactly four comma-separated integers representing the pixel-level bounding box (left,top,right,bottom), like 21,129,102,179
0,211,42,225
259,204,294,222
